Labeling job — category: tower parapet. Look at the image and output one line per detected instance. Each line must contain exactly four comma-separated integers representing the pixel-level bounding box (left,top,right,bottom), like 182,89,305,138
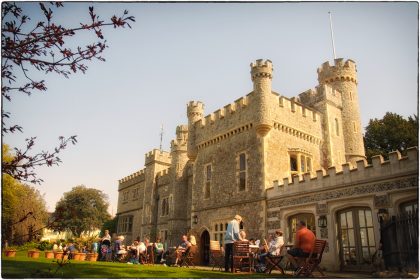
317,58,357,85
187,101,204,160
317,58,365,165
251,59,273,137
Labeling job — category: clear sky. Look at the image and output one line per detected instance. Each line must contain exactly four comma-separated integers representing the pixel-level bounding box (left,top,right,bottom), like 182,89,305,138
3,2,418,215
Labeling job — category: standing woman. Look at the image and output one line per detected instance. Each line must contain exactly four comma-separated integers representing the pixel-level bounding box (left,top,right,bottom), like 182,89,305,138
224,214,243,272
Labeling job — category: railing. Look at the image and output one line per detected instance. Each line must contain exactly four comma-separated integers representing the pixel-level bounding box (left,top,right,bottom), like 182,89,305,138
380,210,418,272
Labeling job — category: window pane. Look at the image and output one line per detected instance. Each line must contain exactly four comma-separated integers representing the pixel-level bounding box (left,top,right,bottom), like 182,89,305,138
239,172,246,190
348,229,355,246
207,165,212,180
290,156,297,171
365,210,373,227
215,224,218,231
368,228,375,247
205,182,210,198
239,153,246,171
220,223,223,231
214,234,217,241
360,228,367,246
301,155,305,172
340,213,347,228
220,233,223,242
362,247,371,264
306,157,311,172
358,210,366,227
341,229,348,245
346,211,353,228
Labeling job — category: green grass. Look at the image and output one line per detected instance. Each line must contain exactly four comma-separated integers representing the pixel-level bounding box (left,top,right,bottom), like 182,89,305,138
2,251,288,278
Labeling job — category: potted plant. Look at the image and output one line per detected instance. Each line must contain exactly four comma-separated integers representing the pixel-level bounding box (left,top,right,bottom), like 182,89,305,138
4,247,17,257
44,250,54,259
54,250,64,259
30,249,40,259
72,249,80,261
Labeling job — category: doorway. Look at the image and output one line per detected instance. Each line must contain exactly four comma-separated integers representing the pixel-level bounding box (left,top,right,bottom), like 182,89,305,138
200,230,210,265
337,208,376,271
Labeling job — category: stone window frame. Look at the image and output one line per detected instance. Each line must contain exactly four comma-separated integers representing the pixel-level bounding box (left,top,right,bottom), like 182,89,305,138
118,215,133,233
335,118,340,136
289,149,313,176
132,188,140,200
122,190,129,204
236,151,248,192
213,220,230,247
203,163,212,199
160,197,169,217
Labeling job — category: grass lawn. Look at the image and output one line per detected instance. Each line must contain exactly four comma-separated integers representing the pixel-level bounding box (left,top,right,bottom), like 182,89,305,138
2,251,289,278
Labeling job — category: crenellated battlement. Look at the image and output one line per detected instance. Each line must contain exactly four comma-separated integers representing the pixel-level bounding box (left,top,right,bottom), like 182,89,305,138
118,168,146,189
277,94,321,123
187,101,204,120
156,168,171,186
298,84,342,108
171,125,188,153
317,58,357,85
195,96,249,129
267,147,418,198
145,149,172,166
250,59,273,81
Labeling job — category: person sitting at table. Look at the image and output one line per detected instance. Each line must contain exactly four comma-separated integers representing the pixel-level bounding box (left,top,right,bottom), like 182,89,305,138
174,235,191,266
154,237,165,263
249,238,256,245
239,230,248,241
285,220,315,272
258,230,284,265
127,241,141,264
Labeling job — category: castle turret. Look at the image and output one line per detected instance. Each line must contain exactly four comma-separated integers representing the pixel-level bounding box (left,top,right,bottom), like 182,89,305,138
187,101,204,161
317,58,366,165
251,59,273,137
171,125,189,178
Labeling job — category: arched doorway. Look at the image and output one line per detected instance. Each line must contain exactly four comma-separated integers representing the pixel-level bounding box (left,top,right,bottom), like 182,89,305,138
200,230,210,265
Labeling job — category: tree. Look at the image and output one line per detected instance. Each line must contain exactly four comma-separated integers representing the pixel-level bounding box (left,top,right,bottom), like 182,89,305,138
2,145,49,245
2,2,134,183
364,112,418,161
100,216,118,237
52,185,111,237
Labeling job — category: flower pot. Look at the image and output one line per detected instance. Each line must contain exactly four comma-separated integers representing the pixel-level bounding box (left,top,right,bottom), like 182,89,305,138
45,251,54,259
27,250,35,257
78,253,86,261
73,253,80,261
86,253,97,262
5,250,16,257
31,251,40,259
54,252,64,259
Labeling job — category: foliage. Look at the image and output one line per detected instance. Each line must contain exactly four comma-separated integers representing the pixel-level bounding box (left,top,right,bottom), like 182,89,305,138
1,2,134,184
2,155,49,245
37,240,53,251
15,241,39,251
100,216,118,237
52,185,111,237
364,112,418,161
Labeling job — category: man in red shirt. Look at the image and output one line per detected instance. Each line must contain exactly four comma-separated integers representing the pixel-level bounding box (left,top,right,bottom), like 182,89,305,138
286,220,315,270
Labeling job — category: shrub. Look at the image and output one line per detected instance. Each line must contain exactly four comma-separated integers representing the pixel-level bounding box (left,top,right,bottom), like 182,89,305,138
37,241,52,251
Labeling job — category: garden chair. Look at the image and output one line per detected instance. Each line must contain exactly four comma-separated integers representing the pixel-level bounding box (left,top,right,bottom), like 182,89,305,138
209,240,224,271
294,239,327,278
179,245,197,268
232,241,251,273
144,245,155,265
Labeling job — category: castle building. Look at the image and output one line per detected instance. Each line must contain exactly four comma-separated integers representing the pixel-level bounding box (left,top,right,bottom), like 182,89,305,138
116,58,418,271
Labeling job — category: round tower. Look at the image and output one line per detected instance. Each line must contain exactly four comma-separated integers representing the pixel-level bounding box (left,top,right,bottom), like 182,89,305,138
171,125,189,178
186,101,204,161
250,59,273,137
317,58,366,165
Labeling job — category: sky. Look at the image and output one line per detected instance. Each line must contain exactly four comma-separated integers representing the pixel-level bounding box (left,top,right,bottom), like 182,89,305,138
3,2,418,215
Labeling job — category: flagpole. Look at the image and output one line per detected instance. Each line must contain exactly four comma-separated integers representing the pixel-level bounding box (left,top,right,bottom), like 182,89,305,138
328,11,337,60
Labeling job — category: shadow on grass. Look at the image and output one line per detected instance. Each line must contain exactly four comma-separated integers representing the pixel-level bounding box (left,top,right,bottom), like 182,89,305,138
2,257,290,279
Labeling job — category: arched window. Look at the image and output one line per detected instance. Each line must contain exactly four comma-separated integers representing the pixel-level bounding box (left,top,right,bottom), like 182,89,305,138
335,118,340,136
400,200,418,215
337,207,375,270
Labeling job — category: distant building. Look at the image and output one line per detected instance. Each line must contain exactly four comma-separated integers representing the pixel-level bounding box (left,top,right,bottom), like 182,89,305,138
116,58,418,271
